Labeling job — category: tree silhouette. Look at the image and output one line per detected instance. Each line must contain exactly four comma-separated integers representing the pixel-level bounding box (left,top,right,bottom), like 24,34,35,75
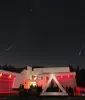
78,69,85,87
76,66,79,73
68,65,75,72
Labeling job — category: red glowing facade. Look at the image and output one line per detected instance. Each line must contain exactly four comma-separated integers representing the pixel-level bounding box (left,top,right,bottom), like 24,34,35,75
32,72,76,89
0,73,15,90
0,66,77,94
0,66,85,96
0,69,25,93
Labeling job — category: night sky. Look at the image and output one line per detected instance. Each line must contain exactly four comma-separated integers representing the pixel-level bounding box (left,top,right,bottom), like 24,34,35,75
0,0,85,68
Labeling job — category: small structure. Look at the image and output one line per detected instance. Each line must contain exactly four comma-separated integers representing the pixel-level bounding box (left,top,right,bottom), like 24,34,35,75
40,74,68,96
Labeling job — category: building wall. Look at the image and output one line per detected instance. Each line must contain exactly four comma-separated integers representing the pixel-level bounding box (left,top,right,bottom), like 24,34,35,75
13,74,24,88
0,67,76,90
23,66,76,89
36,72,76,89
25,66,70,79
0,70,24,88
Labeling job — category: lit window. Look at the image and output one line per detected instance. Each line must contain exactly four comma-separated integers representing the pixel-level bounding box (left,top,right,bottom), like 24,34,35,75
30,82,36,87
31,75,37,80
34,76,37,80
32,75,37,80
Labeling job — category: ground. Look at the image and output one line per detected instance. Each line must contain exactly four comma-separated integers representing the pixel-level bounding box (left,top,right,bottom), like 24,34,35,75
39,96,85,100
1,96,85,100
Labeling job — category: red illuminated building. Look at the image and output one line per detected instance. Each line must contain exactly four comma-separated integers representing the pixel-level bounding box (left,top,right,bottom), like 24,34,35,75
0,66,77,94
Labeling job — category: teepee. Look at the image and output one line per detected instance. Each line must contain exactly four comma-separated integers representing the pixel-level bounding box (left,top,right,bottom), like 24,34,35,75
40,74,68,96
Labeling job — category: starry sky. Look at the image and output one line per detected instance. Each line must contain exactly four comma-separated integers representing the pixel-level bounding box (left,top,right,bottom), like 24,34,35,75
0,0,85,68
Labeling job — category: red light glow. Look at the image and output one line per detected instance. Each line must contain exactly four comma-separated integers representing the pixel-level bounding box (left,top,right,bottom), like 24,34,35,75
61,76,63,78
0,73,2,78
8,75,12,78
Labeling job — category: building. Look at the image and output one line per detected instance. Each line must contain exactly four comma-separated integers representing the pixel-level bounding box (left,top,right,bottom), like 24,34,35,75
0,66,76,91
24,66,76,89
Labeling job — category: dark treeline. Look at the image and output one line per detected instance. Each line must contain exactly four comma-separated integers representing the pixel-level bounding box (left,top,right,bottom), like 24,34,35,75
0,64,27,73
69,65,85,87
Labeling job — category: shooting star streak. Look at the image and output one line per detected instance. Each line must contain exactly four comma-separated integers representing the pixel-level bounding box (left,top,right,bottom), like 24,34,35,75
6,45,13,52
78,44,84,56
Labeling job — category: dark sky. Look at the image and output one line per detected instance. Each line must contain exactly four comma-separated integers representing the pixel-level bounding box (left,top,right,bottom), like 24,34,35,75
0,0,85,68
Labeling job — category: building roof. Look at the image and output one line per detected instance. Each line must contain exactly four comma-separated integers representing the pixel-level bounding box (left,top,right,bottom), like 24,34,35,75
38,72,76,75
28,65,70,70
33,67,70,72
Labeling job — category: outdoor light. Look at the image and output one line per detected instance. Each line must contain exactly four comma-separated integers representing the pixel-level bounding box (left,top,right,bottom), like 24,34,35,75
33,75,37,80
61,76,63,78
30,82,36,87
0,73,2,77
8,75,12,78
